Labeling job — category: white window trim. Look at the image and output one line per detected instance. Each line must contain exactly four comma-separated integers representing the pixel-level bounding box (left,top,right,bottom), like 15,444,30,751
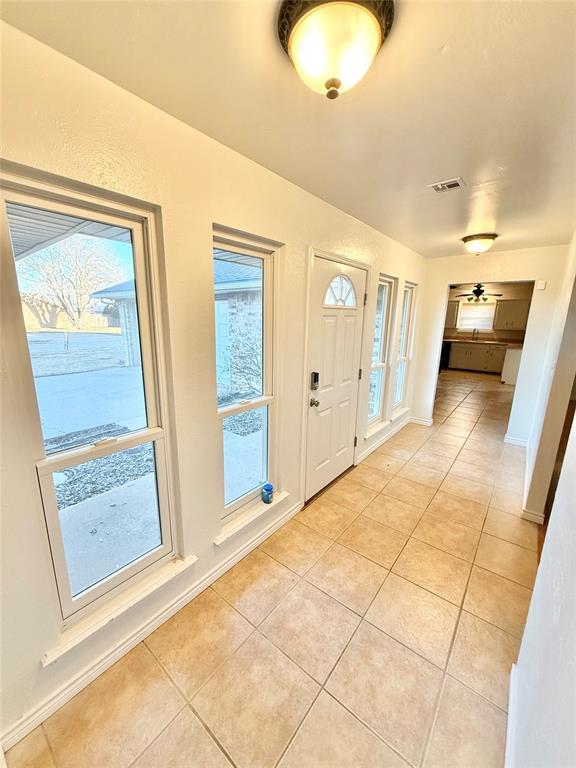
392,282,417,409
368,277,395,424
213,237,276,519
1,179,179,625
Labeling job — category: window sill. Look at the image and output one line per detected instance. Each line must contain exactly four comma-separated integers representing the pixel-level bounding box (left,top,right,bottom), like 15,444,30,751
214,491,290,546
364,419,392,441
42,554,198,667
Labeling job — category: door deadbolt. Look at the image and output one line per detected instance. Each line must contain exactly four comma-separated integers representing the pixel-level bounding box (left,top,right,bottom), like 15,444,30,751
310,398,320,407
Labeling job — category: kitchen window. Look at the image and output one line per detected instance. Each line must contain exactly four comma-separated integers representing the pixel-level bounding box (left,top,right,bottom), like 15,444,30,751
368,277,394,422
3,191,174,620
393,283,416,407
457,301,496,331
213,240,274,515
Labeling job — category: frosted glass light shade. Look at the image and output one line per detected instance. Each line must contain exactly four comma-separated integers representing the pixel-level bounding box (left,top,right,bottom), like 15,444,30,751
462,233,498,254
288,2,382,98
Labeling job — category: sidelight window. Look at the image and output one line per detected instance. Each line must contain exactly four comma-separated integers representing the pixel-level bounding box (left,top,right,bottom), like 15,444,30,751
368,278,394,422
213,242,274,513
393,283,416,407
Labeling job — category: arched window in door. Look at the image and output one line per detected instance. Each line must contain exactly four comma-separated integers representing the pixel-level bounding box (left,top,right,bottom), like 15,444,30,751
324,275,357,308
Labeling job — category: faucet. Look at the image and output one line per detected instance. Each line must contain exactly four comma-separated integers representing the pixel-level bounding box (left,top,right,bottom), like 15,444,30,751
472,328,478,341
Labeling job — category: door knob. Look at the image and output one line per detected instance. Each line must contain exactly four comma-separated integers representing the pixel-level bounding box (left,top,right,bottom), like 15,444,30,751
310,398,320,407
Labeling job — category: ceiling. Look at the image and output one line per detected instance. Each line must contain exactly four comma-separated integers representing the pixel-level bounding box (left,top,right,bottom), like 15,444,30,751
2,0,575,258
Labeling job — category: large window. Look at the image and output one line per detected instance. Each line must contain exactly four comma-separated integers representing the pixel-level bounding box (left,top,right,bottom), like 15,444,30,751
368,278,394,422
457,301,496,331
3,193,173,619
213,243,273,513
393,283,416,407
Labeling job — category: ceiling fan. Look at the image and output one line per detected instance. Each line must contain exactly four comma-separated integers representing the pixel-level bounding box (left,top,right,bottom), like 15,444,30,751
455,283,503,303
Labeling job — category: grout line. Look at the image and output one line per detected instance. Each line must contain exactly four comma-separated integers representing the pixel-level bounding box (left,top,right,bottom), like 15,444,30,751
126,704,187,768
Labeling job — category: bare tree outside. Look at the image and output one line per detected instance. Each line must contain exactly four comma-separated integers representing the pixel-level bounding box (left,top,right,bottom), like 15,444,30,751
17,234,124,329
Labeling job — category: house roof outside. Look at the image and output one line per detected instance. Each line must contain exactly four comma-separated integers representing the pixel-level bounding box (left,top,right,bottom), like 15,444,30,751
92,257,261,301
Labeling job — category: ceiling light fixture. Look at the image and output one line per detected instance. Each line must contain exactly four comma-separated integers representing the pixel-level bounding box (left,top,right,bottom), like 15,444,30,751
462,233,498,254
278,1,395,99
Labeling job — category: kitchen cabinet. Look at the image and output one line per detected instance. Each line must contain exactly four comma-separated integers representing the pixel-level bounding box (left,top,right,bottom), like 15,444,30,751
493,300,530,331
448,343,507,373
444,300,459,329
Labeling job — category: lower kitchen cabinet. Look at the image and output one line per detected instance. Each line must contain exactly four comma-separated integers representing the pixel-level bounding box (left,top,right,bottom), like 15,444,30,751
448,343,507,373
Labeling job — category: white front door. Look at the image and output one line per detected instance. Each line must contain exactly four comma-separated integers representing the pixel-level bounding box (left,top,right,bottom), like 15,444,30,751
305,256,367,501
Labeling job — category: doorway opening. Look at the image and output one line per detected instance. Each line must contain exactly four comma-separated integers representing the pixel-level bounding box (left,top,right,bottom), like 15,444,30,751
436,280,535,435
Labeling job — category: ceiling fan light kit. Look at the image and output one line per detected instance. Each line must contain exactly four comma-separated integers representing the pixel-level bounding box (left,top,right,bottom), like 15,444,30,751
278,0,395,99
462,233,499,254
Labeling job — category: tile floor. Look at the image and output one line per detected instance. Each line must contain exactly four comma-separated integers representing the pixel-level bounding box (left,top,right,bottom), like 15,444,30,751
8,371,540,768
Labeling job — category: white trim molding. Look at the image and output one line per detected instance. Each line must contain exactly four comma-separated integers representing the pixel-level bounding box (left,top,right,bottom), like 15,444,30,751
504,434,528,447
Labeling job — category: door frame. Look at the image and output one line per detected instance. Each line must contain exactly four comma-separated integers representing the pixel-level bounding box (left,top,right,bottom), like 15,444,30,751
299,246,373,503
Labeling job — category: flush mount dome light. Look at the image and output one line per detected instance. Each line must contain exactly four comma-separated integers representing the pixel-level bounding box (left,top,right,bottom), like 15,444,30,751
462,233,499,254
278,1,395,99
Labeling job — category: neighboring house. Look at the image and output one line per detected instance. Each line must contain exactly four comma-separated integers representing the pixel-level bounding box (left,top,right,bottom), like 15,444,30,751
91,279,141,365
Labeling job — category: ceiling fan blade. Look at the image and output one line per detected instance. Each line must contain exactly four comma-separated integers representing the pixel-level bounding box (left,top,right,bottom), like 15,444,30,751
454,293,471,298
484,293,503,297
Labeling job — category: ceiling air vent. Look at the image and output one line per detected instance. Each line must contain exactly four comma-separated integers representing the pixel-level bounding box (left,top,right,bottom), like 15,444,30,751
427,177,465,193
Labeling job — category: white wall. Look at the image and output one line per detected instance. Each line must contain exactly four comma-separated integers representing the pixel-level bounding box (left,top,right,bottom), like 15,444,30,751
506,405,576,767
524,233,576,522
411,244,570,446
0,24,427,745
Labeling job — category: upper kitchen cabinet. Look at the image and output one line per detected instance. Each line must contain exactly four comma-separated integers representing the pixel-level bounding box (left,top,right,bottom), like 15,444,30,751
493,299,531,331
444,300,459,329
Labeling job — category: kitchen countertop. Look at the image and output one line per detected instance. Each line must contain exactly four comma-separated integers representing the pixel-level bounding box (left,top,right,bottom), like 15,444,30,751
443,338,523,349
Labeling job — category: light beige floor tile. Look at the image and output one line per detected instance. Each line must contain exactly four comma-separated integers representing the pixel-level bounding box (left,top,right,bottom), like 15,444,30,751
490,487,524,516
296,497,358,539
426,491,487,531
460,444,502,464
398,460,446,490
279,691,408,768
322,478,378,513
366,574,459,668
424,440,462,459
338,515,408,568
423,676,507,768
449,459,496,486
464,566,532,637
375,444,417,462
443,418,475,434
494,471,524,493
475,534,538,588
193,633,318,768
347,463,394,491
392,539,471,605
364,452,406,474
212,549,299,625
305,542,388,615
439,474,493,505
412,513,481,562
260,581,359,683
43,644,184,768
133,707,231,768
259,519,331,574
145,588,252,699
6,727,56,768
363,494,424,535
411,448,455,473
381,476,436,510
433,426,469,443
447,611,519,710
483,509,539,551
326,622,442,765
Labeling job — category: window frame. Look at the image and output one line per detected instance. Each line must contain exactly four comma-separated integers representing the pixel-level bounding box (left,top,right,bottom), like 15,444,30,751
1,183,177,623
368,277,395,424
392,282,417,408
213,237,275,518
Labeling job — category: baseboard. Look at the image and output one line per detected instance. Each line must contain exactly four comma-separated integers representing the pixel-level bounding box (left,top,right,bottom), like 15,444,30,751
1,499,304,751
410,416,434,427
355,413,411,464
504,434,528,447
505,663,518,767
521,508,545,525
